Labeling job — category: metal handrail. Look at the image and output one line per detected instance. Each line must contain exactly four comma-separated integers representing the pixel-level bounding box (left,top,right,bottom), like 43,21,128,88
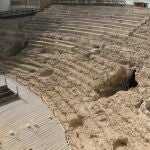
0,8,37,18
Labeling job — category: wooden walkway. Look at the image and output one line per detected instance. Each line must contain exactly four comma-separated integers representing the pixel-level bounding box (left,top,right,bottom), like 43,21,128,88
0,75,70,150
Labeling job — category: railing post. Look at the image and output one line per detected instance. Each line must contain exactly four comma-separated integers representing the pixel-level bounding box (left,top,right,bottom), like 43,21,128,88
16,86,19,96
39,0,41,8
5,76,7,86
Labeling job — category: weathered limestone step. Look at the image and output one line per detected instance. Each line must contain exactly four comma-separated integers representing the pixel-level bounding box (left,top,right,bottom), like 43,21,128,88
31,55,93,94
37,14,141,25
22,28,125,46
29,38,89,55
132,33,150,41
23,25,105,38
0,25,18,29
4,64,30,76
61,23,130,34
58,59,100,81
44,9,148,18
26,21,131,34
45,12,145,22
128,36,150,46
33,16,138,28
98,45,136,64
29,40,75,51
23,20,133,37
49,5,150,14
61,9,150,16
0,85,8,93
30,36,84,48
0,93,18,105
91,55,121,69
27,18,136,31
20,48,42,56
48,5,150,13
24,24,128,37
11,57,43,69
57,26,128,37
5,61,38,73
0,90,14,99
56,61,96,87
46,12,145,22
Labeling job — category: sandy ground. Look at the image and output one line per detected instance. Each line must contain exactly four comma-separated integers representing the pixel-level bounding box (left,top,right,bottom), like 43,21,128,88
0,5,150,150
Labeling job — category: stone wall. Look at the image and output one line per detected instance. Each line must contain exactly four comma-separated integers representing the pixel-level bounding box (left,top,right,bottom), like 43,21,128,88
50,0,125,5
10,0,49,7
0,0,10,11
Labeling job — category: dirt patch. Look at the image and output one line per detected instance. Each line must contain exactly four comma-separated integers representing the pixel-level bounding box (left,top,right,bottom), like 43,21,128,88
39,68,54,77
69,115,85,129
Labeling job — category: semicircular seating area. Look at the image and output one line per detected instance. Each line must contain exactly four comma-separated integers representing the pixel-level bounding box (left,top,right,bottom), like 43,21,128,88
0,3,150,150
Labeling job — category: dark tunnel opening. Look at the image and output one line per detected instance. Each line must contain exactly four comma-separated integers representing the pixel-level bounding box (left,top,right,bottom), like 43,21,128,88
128,69,138,88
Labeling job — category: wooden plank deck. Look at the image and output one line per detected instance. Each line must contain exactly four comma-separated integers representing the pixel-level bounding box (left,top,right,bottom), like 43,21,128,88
0,75,70,150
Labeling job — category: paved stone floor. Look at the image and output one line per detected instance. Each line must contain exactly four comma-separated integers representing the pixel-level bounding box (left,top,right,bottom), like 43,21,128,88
0,75,70,150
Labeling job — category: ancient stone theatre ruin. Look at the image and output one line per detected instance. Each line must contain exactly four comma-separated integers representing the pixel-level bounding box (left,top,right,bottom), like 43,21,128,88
0,0,150,150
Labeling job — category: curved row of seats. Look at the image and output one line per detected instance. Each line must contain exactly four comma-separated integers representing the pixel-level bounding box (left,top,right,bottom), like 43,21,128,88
1,5,150,149
16,5,150,71
2,5,150,97
22,5,150,38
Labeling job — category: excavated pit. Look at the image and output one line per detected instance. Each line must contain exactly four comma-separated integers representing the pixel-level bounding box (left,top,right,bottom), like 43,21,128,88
95,67,138,98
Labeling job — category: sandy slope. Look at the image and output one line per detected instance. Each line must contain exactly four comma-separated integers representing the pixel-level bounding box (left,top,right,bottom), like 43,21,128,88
0,5,150,150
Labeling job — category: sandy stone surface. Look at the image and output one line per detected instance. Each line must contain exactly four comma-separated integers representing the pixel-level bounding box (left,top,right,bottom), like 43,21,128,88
0,5,150,150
